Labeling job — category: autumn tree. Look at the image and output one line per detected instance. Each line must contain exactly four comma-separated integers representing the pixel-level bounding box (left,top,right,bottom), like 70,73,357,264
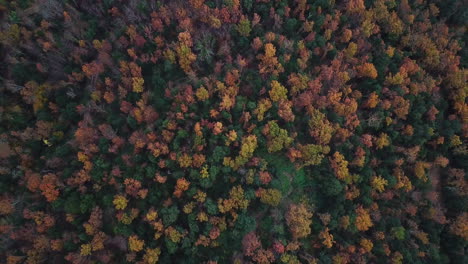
286,203,313,239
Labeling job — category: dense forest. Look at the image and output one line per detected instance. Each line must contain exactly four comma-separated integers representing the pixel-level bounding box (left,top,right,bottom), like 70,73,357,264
0,0,466,263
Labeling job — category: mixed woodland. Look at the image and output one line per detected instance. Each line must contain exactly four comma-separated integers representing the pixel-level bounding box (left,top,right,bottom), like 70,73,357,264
0,0,467,263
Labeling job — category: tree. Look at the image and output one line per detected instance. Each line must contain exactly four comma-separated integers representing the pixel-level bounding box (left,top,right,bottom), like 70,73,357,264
286,203,313,239
255,98,272,121
308,107,334,145
242,232,261,257
237,17,251,37
371,176,388,193
264,121,293,153
176,32,197,73
269,80,288,102
225,135,258,169
257,188,282,207
113,195,128,210
319,228,334,248
375,133,390,149
355,205,373,231
297,144,330,167
449,212,468,240
258,43,284,76
278,100,295,122
330,152,351,182
128,235,144,252
356,63,378,79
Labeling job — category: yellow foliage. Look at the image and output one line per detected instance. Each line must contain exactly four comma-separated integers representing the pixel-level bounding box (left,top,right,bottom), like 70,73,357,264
227,130,237,142
319,228,334,248
166,226,184,243
113,195,128,210
386,72,406,85
80,243,92,256
280,253,301,264
183,202,195,214
178,154,193,168
308,107,334,145
200,165,209,179
230,135,258,169
345,42,357,58
146,210,158,221
258,188,282,207
414,161,430,181
91,91,101,101
255,98,272,121
128,235,145,252
197,211,208,222
360,238,373,253
269,80,288,102
196,86,209,101
298,144,330,167
340,215,350,230
394,168,413,192
194,190,207,203
176,44,196,73
331,152,350,182
371,176,388,192
265,43,276,57
386,46,395,57
450,135,462,147
143,248,161,264
163,48,176,64
258,43,284,76
218,185,249,214
376,133,390,149
132,77,144,93
120,210,138,225
286,203,313,239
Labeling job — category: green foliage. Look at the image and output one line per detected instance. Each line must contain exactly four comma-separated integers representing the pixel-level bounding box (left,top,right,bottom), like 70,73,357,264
266,121,293,153
161,206,180,226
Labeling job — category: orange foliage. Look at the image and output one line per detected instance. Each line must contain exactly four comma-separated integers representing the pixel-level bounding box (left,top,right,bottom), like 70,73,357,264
356,63,378,79
355,205,373,231
174,178,190,198
258,43,284,76
39,173,59,202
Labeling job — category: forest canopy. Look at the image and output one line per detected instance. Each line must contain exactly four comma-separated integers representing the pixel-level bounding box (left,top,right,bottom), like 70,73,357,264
0,0,466,263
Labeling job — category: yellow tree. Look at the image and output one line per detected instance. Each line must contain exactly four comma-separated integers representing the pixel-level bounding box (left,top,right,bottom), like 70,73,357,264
308,107,334,145
371,176,388,193
176,32,196,73
225,135,258,170
269,80,288,102
330,152,351,182
264,121,293,153
297,144,330,167
257,188,282,207
286,203,313,239
255,98,272,121
375,133,390,149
